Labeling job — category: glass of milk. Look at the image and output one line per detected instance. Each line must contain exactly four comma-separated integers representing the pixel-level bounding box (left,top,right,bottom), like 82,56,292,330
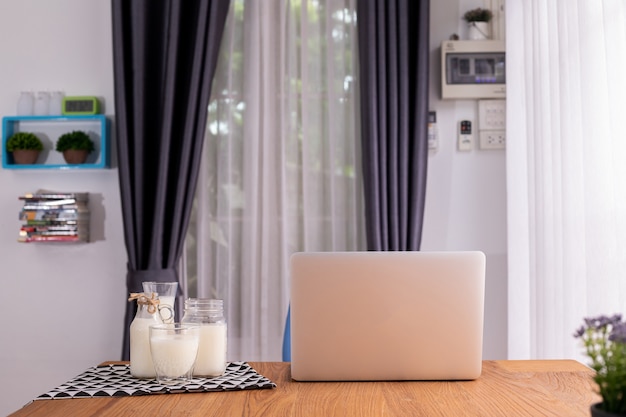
142,281,178,323
149,323,200,385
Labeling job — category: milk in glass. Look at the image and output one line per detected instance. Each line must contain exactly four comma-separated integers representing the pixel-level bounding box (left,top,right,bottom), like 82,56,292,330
129,293,163,378
196,323,227,376
150,333,199,378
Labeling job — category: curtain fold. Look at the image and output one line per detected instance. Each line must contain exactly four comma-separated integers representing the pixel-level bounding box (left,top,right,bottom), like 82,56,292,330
356,0,430,251
507,0,626,360
111,0,230,360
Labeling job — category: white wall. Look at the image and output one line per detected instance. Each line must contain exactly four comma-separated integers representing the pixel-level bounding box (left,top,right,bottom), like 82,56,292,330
422,0,508,361
0,1,127,415
0,0,508,415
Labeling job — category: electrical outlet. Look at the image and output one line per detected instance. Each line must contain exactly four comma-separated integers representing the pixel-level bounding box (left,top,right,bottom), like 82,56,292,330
479,131,506,150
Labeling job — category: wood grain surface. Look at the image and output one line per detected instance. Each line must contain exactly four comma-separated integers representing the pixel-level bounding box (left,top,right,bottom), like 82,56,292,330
8,360,600,417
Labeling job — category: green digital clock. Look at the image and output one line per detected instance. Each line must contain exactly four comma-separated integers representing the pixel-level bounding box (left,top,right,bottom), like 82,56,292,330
62,96,100,115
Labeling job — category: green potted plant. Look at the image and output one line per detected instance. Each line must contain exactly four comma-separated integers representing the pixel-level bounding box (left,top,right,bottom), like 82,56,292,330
574,314,626,416
6,132,43,164
463,8,493,40
55,130,95,164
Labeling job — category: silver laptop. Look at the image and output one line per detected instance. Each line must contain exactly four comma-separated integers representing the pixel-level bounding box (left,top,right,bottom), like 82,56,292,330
289,251,486,381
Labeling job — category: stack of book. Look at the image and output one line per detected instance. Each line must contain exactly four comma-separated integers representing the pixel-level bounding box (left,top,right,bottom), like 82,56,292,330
18,190,89,243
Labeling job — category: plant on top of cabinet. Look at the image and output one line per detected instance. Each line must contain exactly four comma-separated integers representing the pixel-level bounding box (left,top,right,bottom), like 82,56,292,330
55,130,95,164
462,7,493,22
462,7,493,40
6,132,43,165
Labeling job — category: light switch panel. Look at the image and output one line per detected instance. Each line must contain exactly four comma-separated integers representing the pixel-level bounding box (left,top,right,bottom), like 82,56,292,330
478,99,506,131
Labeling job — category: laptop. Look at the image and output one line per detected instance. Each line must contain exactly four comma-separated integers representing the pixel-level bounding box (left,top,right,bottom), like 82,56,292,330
289,251,486,381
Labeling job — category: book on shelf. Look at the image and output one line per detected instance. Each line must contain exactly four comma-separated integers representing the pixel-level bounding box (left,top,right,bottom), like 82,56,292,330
18,235,88,243
24,219,87,226
21,225,81,233
21,201,85,210
19,189,89,202
18,228,89,241
17,190,90,243
19,209,89,222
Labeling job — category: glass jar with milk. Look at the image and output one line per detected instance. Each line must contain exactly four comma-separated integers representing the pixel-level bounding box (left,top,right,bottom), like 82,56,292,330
128,293,173,379
181,299,227,377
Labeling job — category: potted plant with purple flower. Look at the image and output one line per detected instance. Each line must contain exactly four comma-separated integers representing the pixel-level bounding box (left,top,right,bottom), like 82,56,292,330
574,314,626,416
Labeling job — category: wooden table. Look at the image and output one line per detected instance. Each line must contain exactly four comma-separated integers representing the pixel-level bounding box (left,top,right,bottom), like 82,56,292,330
9,360,600,416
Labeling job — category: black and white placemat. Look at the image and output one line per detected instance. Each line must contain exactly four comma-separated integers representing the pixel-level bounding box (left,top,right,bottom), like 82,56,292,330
35,362,276,400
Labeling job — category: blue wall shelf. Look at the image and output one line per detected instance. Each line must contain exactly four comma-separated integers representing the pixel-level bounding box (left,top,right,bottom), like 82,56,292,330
2,115,109,169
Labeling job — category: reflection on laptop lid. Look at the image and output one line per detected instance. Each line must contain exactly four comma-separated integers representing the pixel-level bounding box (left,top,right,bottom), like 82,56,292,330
289,251,486,381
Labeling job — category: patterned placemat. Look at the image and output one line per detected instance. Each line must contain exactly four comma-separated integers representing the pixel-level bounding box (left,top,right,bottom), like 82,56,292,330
35,362,276,400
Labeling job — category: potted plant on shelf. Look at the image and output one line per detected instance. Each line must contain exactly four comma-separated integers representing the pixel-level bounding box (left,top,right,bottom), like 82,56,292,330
55,130,95,164
6,132,43,164
463,7,493,40
574,314,626,416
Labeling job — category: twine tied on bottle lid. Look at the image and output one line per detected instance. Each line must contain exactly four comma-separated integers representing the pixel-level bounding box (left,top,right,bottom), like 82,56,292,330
128,292,160,314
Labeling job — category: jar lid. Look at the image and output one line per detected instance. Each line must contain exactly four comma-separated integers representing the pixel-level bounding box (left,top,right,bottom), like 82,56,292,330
184,298,223,311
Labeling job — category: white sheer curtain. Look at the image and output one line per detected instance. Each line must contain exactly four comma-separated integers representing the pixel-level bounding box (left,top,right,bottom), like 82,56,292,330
184,0,364,361
507,0,626,360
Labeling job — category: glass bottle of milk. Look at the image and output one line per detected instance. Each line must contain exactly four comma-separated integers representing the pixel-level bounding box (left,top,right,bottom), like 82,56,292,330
181,299,227,377
129,293,164,379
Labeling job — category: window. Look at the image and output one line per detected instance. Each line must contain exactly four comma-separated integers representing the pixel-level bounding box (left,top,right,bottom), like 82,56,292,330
184,0,364,360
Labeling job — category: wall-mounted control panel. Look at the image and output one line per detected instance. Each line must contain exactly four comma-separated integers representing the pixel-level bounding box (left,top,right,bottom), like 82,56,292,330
478,99,506,149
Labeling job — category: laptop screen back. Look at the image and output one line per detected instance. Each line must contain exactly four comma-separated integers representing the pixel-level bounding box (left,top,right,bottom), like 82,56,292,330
289,251,486,381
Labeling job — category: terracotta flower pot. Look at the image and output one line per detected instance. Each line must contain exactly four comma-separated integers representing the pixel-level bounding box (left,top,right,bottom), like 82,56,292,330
12,149,40,164
63,149,89,164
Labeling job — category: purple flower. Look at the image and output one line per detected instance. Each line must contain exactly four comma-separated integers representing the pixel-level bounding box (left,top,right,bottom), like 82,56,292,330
584,314,623,331
574,326,586,338
574,312,626,414
609,321,626,344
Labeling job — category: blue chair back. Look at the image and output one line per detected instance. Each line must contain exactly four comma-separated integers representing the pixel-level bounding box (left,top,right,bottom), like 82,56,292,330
282,306,291,362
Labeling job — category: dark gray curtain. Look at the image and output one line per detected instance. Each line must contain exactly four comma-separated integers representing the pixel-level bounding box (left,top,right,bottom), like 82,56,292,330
111,0,230,360
356,0,430,251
